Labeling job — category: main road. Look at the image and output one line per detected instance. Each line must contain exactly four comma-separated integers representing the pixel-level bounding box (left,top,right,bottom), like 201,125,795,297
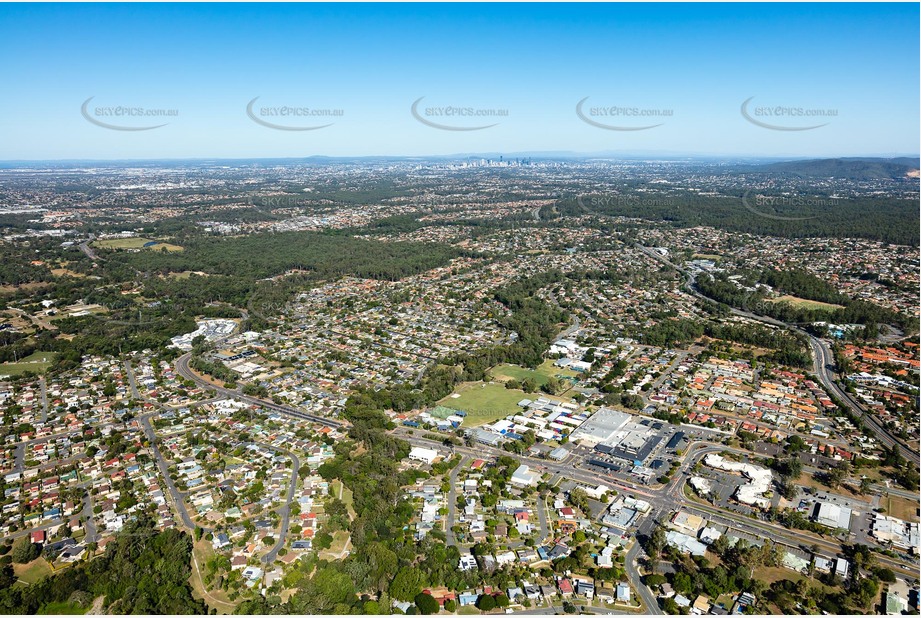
175,352,344,429
637,245,918,460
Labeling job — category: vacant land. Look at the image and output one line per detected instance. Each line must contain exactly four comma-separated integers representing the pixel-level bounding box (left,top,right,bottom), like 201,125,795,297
165,270,210,279
14,557,53,585
438,381,528,426
0,351,57,377
887,495,920,522
798,473,873,504
769,295,844,311
94,237,184,252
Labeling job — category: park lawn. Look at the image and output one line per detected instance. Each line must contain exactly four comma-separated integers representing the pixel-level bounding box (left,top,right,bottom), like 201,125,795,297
328,479,356,521
190,540,237,614
692,253,723,261
94,237,183,252
887,495,920,522
339,483,356,521
438,382,529,427
490,359,578,387
0,351,57,377
14,557,53,584
768,295,843,312
37,601,86,615
491,363,551,386
317,530,350,560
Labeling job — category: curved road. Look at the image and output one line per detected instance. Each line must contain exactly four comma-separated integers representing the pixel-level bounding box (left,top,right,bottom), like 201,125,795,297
175,353,343,429
637,245,918,460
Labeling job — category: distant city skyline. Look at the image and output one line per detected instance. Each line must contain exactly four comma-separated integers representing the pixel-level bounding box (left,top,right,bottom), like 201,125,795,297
0,3,918,160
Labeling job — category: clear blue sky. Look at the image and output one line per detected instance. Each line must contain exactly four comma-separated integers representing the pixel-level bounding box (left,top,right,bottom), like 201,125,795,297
0,3,917,160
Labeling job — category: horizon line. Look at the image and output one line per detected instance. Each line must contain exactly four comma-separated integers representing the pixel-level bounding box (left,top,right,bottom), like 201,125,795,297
0,152,919,165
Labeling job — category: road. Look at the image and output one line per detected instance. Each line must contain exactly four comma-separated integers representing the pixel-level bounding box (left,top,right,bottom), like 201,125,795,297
175,353,344,429
554,316,582,343
402,429,919,586
130,353,300,564
445,455,471,547
78,236,101,262
261,446,300,564
38,377,49,423
508,604,633,615
397,430,657,501
624,537,662,615
637,244,918,460
82,489,98,544
535,494,550,545
805,336,918,458
138,413,201,531
124,360,141,399
671,444,918,577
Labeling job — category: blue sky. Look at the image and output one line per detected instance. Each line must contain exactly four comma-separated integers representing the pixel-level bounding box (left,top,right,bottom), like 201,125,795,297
0,3,917,160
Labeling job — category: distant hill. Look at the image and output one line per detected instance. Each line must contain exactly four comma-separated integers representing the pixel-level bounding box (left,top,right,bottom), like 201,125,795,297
759,157,920,180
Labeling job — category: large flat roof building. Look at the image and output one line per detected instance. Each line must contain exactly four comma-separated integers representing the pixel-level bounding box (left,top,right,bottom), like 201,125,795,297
569,407,631,446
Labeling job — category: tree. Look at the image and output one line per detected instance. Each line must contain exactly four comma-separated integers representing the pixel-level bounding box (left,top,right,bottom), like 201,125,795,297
444,599,456,612
476,594,496,611
414,592,439,615
541,377,562,395
495,593,510,608
390,567,424,601
11,537,40,564
827,462,850,489
645,525,666,572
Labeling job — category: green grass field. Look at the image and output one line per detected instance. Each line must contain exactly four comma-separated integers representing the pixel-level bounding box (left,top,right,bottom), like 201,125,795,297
94,237,183,252
13,558,53,585
37,601,86,615
490,359,578,387
438,382,529,427
0,351,57,377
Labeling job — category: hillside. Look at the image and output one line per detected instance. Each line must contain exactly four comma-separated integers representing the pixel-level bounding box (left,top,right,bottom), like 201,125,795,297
760,157,920,180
